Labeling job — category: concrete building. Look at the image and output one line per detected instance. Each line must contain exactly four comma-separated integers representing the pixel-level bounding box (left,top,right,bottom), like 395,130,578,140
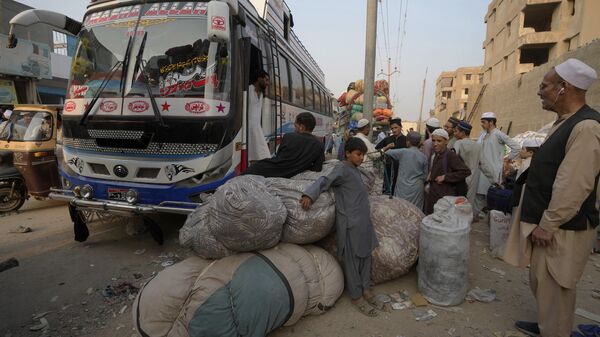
0,0,75,105
483,0,600,84
432,66,483,124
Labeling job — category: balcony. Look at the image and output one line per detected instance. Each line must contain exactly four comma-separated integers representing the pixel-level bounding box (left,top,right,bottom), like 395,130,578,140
517,31,560,49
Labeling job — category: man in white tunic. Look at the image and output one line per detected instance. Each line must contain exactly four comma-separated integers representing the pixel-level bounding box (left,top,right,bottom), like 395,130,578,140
453,120,481,214
248,69,271,162
475,111,521,216
354,118,381,171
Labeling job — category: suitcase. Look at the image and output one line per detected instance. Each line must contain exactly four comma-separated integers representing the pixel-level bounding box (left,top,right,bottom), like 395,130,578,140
486,185,513,214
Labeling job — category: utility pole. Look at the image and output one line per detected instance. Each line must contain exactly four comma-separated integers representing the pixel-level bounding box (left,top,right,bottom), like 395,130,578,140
363,0,377,137
377,57,400,96
417,67,428,133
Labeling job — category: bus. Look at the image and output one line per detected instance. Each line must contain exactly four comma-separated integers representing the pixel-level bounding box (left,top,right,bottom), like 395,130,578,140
7,0,334,237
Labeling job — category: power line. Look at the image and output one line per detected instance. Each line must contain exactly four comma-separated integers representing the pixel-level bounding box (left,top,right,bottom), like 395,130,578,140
378,0,390,60
394,0,403,68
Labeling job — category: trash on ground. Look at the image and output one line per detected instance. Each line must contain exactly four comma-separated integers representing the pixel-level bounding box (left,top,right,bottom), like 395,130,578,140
391,301,412,310
575,308,600,323
413,309,437,321
50,295,58,302
9,225,32,233
389,290,411,302
592,289,600,300
482,265,506,277
101,282,139,302
411,292,429,307
86,287,94,295
466,287,497,303
29,318,49,331
161,260,175,267
133,249,146,255
119,305,127,314
32,311,52,320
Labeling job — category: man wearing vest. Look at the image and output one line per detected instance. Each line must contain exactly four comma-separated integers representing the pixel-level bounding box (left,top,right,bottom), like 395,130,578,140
503,59,600,337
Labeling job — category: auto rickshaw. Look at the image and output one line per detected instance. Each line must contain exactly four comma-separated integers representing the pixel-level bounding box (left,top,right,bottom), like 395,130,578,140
0,104,61,212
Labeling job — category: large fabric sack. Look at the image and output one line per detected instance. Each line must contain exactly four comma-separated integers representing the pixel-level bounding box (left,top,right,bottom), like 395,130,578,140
179,200,234,259
418,196,472,306
319,195,424,284
133,244,343,337
209,175,287,252
266,178,335,244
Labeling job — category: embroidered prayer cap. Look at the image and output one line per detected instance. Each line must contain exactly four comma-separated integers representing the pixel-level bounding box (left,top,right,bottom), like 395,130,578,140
356,118,370,128
448,116,461,126
555,58,598,90
457,120,472,132
425,117,440,128
481,111,497,120
431,128,449,140
522,138,542,148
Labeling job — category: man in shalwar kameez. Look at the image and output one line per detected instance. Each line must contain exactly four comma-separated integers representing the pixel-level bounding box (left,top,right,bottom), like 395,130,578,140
475,111,521,216
453,121,482,215
382,131,428,210
503,58,600,337
301,137,381,317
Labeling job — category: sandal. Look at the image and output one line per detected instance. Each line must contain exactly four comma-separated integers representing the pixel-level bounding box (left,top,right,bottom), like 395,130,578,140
353,298,378,317
366,295,388,312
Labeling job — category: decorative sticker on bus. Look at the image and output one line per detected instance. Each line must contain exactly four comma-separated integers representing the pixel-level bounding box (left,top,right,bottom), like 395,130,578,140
84,2,208,27
69,85,89,99
211,16,226,31
100,100,118,113
64,101,76,112
159,73,218,96
128,100,150,113
184,101,210,114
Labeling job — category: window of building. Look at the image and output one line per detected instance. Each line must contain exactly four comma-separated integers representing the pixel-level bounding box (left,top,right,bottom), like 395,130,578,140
569,0,576,16
290,64,304,106
506,20,512,38
278,54,290,102
463,102,468,110
53,31,68,55
442,91,452,99
520,45,551,66
304,77,314,109
523,3,558,32
465,74,472,81
463,88,469,96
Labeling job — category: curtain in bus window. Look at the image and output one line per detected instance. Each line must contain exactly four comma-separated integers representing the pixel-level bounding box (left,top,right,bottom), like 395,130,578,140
315,88,322,113
278,55,290,102
290,64,304,107
304,77,314,110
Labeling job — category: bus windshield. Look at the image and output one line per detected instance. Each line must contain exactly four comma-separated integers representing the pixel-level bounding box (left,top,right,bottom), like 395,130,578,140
68,2,231,105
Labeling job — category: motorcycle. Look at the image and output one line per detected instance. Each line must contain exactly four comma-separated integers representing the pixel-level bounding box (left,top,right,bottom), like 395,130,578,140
0,151,27,212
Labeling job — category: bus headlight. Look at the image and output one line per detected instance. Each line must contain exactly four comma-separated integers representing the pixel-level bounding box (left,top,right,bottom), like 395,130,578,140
81,185,94,199
125,189,138,204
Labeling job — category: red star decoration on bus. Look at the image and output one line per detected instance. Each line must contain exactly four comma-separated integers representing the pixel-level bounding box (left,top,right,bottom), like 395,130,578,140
216,103,225,113
83,102,90,111
161,101,171,112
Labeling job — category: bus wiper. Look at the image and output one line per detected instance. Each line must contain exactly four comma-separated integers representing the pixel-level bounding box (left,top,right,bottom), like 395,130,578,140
78,60,122,126
79,36,133,126
132,32,166,127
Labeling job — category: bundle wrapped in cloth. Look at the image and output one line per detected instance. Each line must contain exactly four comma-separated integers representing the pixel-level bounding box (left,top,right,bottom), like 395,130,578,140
266,178,335,244
209,175,287,252
320,195,423,284
133,244,344,337
179,175,286,259
292,160,376,195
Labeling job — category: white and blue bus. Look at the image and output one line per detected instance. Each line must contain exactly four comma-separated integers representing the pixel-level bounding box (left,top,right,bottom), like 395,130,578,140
8,0,334,229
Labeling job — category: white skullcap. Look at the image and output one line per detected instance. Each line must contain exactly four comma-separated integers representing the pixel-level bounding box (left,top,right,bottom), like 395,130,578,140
425,117,440,128
3,110,12,119
357,118,370,128
481,111,496,120
431,128,449,140
555,58,597,90
522,138,542,148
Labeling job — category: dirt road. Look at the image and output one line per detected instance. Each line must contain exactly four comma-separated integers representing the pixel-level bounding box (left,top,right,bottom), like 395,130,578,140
1,200,599,337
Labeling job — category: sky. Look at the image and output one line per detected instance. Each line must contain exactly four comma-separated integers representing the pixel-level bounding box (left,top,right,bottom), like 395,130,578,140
17,0,489,122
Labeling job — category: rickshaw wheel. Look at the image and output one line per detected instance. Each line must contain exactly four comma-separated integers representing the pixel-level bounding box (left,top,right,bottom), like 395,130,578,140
0,186,26,213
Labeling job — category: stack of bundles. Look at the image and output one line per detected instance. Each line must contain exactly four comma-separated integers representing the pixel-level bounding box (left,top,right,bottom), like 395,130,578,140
133,243,344,337
373,79,393,124
320,195,424,284
418,196,472,306
266,178,335,244
179,175,287,259
346,79,364,121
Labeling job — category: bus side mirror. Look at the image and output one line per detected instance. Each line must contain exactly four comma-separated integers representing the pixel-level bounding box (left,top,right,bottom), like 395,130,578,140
207,1,230,43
